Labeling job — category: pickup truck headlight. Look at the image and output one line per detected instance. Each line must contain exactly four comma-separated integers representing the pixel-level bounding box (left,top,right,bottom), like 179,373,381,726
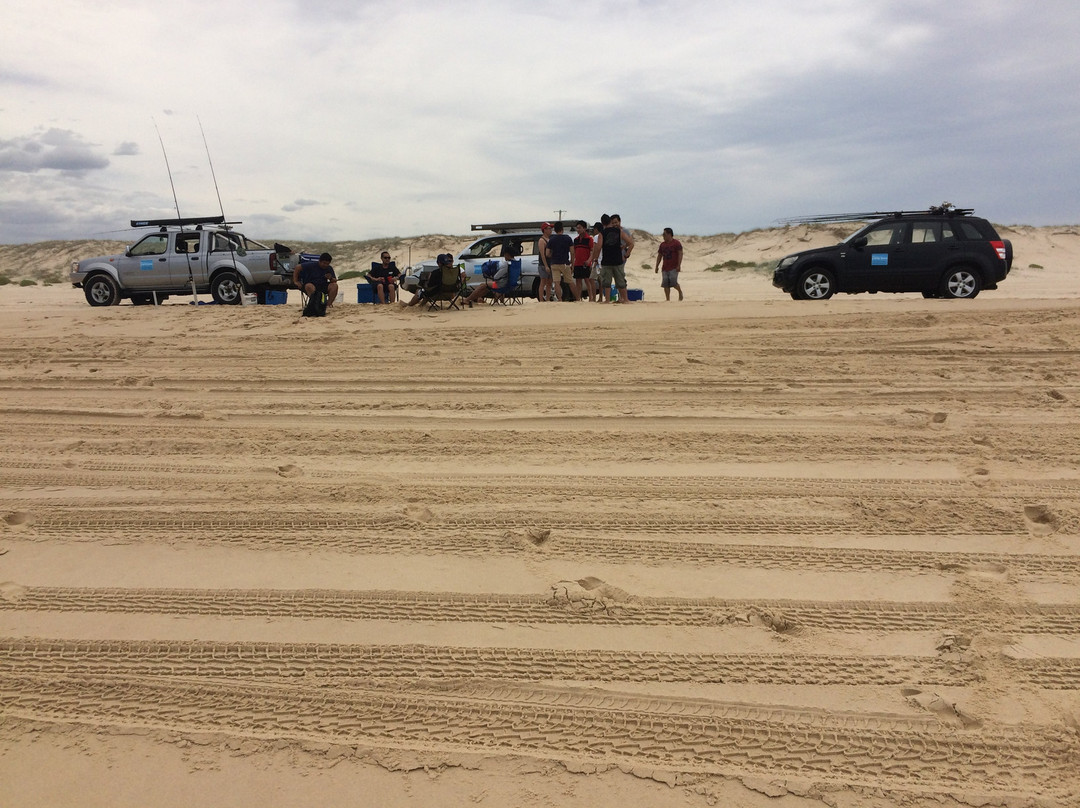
777,255,798,269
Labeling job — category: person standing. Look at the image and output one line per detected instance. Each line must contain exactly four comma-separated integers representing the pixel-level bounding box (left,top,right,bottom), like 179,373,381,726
536,222,554,302
572,220,596,302
590,213,633,303
546,221,577,301
655,227,684,301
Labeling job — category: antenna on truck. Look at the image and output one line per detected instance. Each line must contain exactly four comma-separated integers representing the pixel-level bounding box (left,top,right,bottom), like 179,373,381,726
153,117,199,304
198,116,245,302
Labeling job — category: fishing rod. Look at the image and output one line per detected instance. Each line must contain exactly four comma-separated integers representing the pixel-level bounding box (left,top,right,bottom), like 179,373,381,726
153,117,198,304
198,116,245,303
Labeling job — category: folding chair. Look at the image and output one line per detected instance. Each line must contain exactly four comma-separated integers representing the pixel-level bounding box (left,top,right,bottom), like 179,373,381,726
425,263,465,311
489,259,524,306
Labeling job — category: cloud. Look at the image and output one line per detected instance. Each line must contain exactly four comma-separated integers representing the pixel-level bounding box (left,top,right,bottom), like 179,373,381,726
0,1,1077,242
282,199,324,212
0,129,110,175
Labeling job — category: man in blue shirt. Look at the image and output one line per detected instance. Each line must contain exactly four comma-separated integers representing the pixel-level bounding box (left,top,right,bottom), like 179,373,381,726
293,252,338,316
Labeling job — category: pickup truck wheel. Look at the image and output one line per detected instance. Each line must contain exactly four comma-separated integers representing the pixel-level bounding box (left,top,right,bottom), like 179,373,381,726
211,270,243,304
84,274,121,306
797,268,834,300
940,267,981,299
531,277,541,299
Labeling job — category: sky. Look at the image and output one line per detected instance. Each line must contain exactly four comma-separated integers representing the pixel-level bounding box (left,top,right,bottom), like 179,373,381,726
1,0,1078,244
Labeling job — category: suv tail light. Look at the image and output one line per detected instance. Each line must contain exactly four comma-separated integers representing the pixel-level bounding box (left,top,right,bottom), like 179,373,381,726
990,240,1007,261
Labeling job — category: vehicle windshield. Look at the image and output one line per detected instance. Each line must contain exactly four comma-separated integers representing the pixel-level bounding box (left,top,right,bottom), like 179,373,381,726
461,235,537,259
462,239,500,259
839,223,873,244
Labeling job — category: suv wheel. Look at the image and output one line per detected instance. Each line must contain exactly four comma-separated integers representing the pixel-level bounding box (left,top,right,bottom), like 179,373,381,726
84,274,121,306
211,270,243,304
797,268,835,300
941,267,981,299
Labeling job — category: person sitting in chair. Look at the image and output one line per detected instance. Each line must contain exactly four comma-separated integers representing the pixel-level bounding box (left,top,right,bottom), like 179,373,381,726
405,253,461,307
366,251,400,303
460,256,511,307
293,252,338,315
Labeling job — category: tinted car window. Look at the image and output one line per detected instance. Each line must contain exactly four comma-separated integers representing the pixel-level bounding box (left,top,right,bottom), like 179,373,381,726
958,221,984,240
911,222,939,243
865,223,907,246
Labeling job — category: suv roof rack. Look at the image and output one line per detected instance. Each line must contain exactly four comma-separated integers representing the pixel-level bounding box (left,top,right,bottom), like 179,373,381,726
130,215,229,229
471,220,582,234
778,205,973,226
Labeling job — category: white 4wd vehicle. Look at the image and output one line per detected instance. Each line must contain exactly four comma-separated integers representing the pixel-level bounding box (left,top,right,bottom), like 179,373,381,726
70,216,294,306
399,220,582,299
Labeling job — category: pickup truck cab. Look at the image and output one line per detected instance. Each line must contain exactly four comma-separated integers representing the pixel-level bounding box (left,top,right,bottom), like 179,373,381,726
71,216,294,306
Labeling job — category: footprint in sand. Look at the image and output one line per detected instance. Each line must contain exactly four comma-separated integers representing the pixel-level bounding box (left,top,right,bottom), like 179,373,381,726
901,687,981,727
1023,504,1057,536
0,581,26,602
549,577,635,612
2,512,34,531
276,464,302,478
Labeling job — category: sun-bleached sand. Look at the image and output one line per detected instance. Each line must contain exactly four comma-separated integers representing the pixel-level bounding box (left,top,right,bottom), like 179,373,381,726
1,225,1079,807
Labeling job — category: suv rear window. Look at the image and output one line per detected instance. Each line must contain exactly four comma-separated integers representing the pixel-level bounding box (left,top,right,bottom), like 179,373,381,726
957,221,985,240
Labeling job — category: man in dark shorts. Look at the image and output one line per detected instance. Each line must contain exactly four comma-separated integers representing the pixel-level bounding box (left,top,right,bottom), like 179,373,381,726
572,220,596,302
366,251,400,303
293,252,338,316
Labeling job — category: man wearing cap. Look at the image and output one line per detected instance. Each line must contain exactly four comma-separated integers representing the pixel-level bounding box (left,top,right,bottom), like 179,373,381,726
293,252,338,315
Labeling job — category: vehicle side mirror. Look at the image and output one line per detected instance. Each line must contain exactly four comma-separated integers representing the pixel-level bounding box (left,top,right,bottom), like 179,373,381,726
851,236,867,249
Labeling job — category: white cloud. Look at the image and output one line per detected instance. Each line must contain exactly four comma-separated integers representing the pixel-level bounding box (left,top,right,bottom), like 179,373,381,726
1,0,1078,242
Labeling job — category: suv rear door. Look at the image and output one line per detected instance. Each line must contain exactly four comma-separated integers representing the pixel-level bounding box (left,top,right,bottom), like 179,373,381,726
898,219,957,292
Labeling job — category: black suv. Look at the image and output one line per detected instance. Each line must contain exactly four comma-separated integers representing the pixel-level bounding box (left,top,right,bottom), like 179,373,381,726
772,207,1013,300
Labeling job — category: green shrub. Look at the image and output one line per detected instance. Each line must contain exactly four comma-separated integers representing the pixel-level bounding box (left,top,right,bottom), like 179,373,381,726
706,260,757,272
19,278,37,286
337,270,364,280
0,275,10,286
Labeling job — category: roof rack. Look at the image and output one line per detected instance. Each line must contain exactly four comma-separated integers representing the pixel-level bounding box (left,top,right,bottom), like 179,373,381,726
778,204,973,226
130,215,228,229
471,220,582,234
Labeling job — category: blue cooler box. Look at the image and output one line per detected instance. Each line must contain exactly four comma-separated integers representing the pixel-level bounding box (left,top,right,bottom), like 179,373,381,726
609,287,645,301
264,290,288,305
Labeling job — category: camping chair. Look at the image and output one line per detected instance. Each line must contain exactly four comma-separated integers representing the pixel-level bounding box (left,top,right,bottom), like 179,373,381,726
365,261,398,304
489,259,524,305
425,263,465,311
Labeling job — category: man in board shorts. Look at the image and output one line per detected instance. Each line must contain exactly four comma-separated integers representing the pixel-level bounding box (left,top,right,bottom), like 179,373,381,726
655,227,684,301
572,220,596,302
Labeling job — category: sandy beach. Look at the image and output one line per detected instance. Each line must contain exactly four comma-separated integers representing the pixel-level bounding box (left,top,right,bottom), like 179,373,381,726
2,225,1079,807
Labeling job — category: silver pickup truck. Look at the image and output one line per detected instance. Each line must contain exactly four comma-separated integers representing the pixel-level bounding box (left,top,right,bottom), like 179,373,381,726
70,216,294,306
